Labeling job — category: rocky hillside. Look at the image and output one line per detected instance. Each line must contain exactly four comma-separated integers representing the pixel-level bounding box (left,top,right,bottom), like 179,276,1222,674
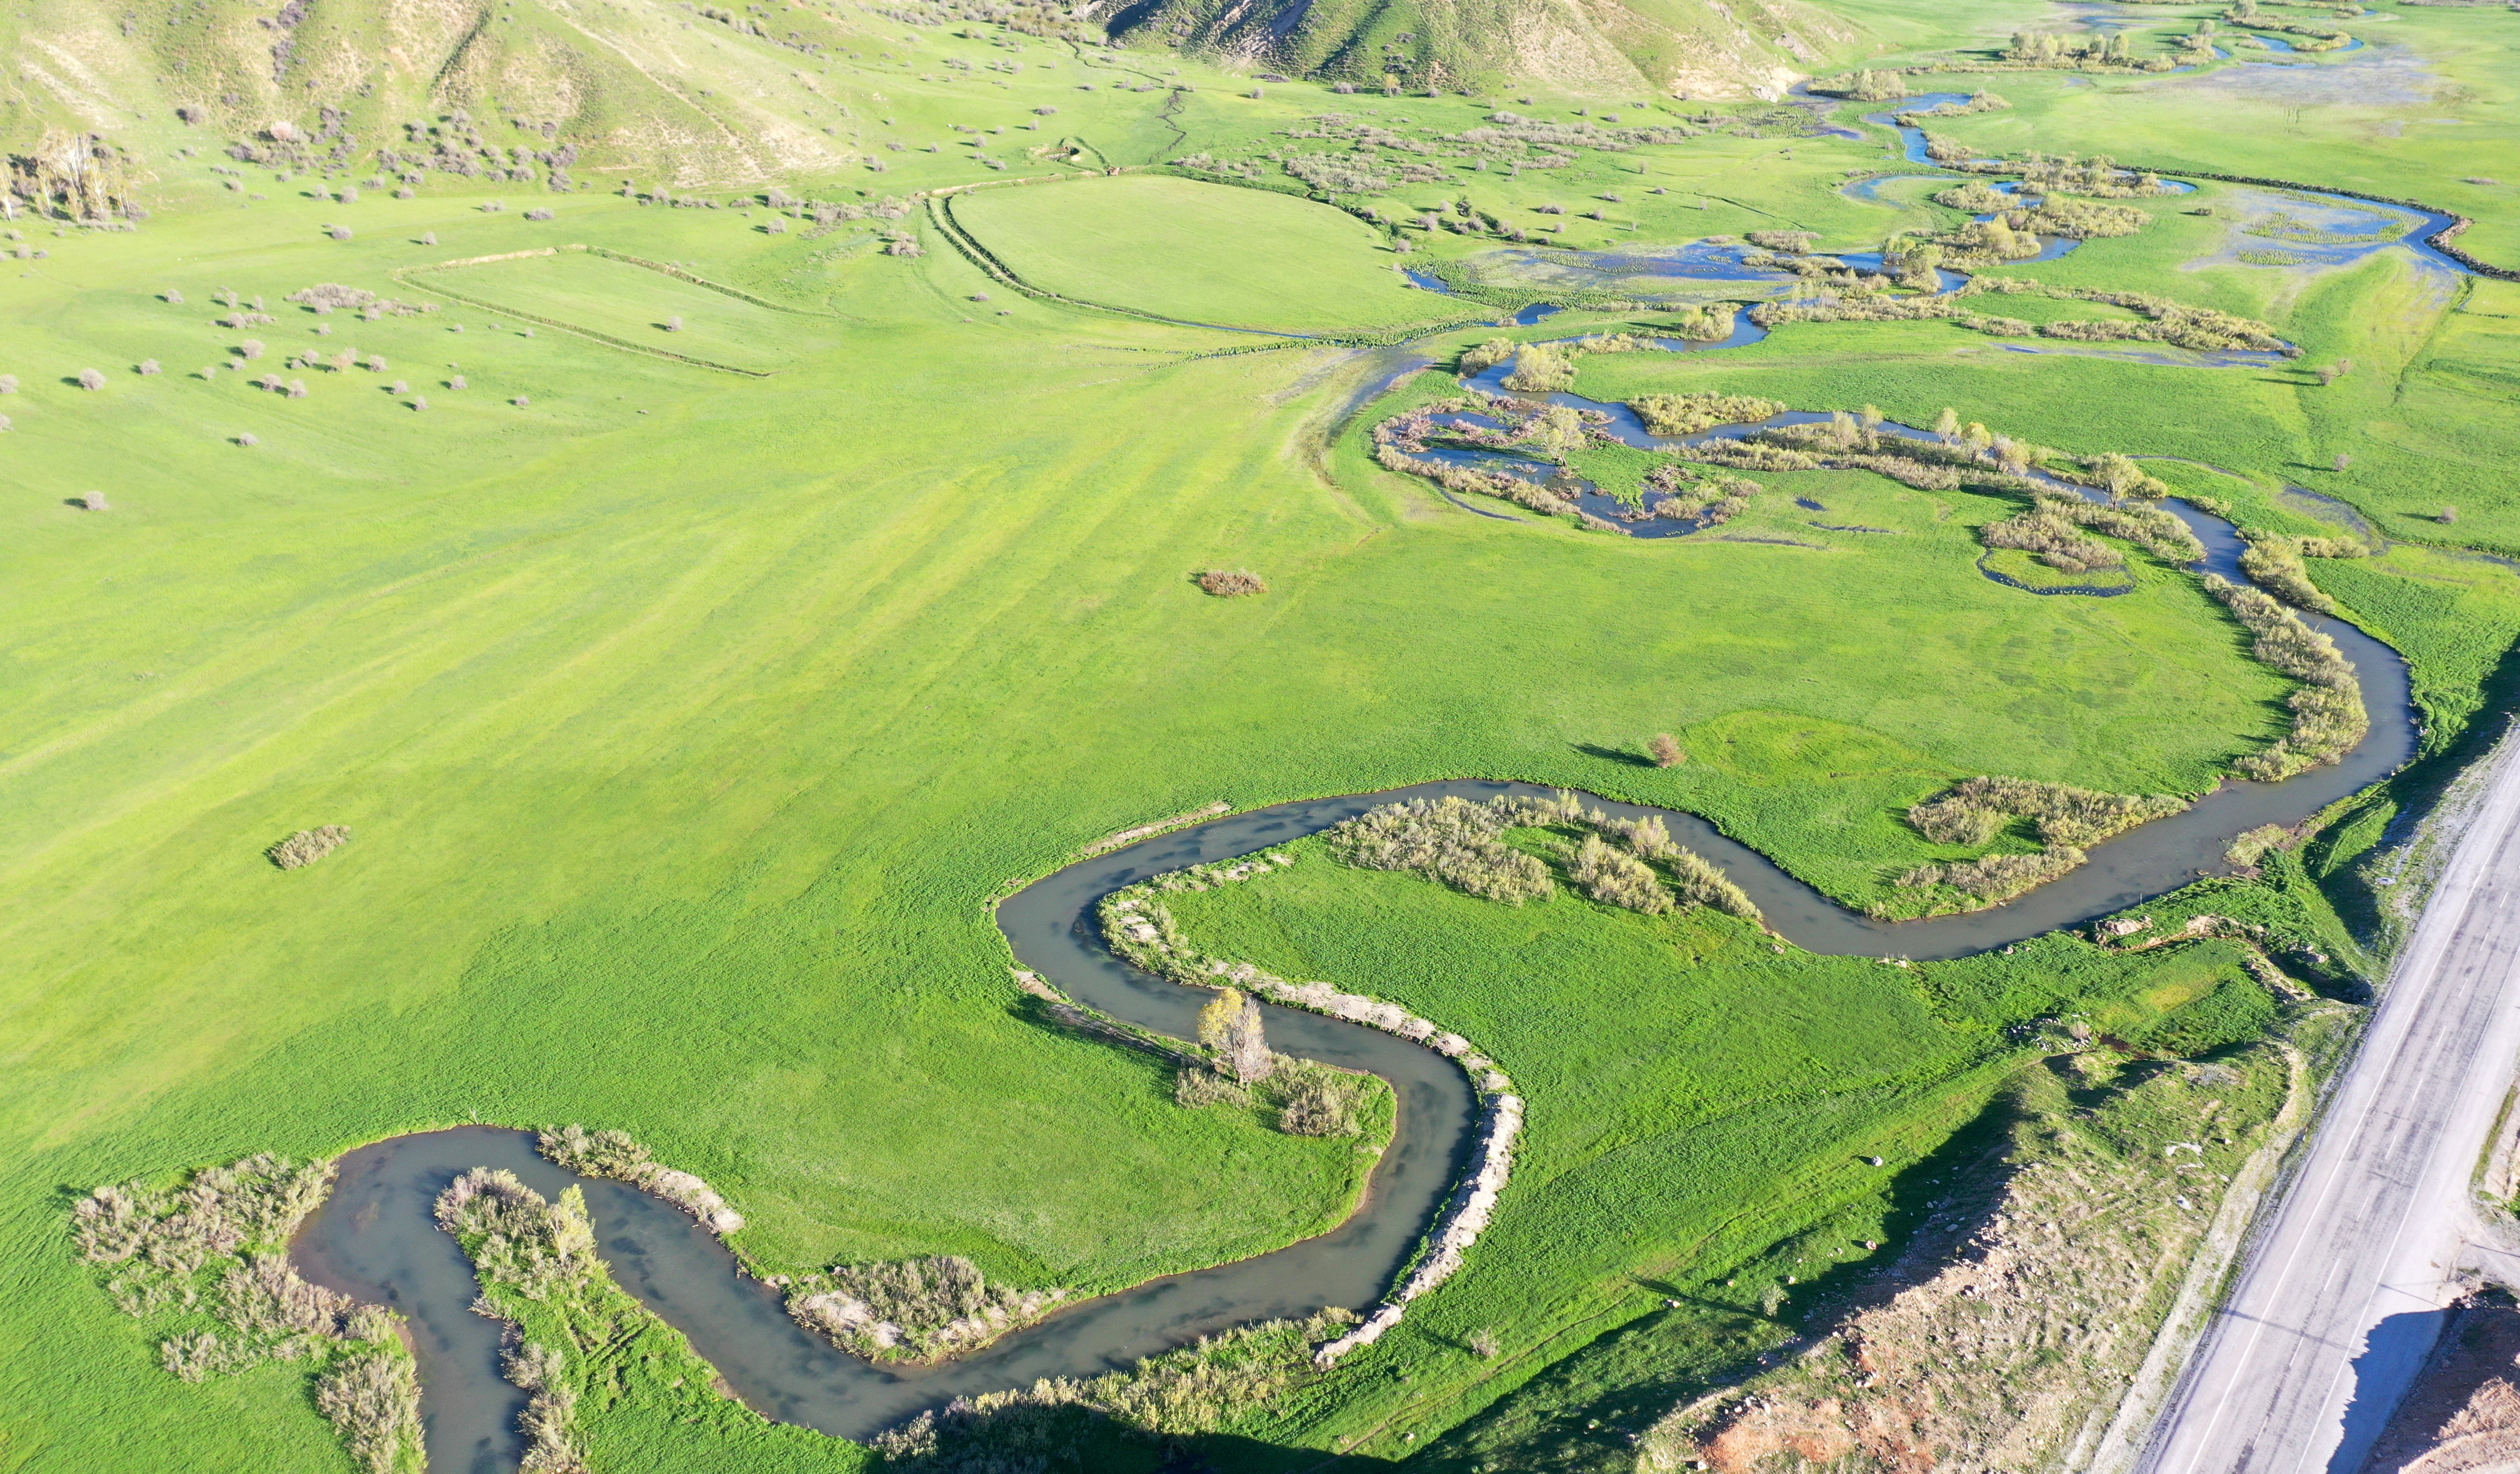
0,0,1857,208
1098,0,1860,100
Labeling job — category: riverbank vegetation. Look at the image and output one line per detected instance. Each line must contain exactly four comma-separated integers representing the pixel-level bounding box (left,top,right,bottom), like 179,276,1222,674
71,1154,421,1472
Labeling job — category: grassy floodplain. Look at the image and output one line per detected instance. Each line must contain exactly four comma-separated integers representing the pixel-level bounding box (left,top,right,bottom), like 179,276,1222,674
4,0,2520,1467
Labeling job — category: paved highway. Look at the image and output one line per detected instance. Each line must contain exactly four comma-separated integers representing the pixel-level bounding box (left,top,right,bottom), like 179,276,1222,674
2141,733,2520,1474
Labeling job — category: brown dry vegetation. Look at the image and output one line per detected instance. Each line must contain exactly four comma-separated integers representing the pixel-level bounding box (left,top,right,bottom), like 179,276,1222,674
267,825,350,870
1640,1041,2301,1474
1197,568,1268,598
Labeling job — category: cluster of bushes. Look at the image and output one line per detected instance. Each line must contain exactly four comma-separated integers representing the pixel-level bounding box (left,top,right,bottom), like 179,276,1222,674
1325,793,1761,920
502,1340,586,1474
1462,114,1693,152
1628,390,1785,436
1814,70,1910,101
285,283,436,318
435,1168,600,1302
2237,533,2367,613
1645,464,1764,526
1325,795,1556,904
871,1308,1357,1468
1280,153,1393,193
2000,30,2174,69
1909,775,2188,848
1754,276,2289,355
2054,494,2202,562
1900,847,2088,907
74,1154,419,1474
2203,575,2367,779
1501,342,1576,392
1373,409,1576,518
1459,339,1519,374
2012,153,2181,198
434,1171,596,1472
537,1124,744,1234
1569,832,1672,913
2020,197,2152,239
1662,303,1740,341
1984,507,2124,574
788,1254,1068,1362
1935,180,2015,213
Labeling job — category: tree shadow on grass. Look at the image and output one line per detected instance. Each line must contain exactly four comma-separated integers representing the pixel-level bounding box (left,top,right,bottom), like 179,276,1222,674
1573,743,1655,769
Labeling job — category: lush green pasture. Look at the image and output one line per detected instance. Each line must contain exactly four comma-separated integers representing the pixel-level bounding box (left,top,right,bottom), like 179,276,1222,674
0,181,2316,1470
3,0,2519,1465
417,249,852,372
953,175,1440,330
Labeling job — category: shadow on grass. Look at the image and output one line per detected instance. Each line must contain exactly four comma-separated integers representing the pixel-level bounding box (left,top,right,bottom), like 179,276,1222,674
1572,743,1656,769
1411,1078,2046,1471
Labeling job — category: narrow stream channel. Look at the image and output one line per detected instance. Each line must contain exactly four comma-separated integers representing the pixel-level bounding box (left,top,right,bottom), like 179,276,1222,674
291,106,2462,1470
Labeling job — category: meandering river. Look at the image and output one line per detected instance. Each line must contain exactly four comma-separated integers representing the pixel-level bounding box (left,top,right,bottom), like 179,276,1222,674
290,102,2466,1469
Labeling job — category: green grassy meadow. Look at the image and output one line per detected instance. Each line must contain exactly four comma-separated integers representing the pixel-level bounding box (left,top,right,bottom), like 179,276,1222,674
3,0,2519,1467
951,175,1441,329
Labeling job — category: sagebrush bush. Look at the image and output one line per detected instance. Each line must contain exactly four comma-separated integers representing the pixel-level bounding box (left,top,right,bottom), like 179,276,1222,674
78,367,106,390
268,826,349,869
1198,568,1266,597
1649,733,1686,767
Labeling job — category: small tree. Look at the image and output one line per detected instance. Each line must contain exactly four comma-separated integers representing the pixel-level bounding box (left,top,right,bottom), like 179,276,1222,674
78,368,107,390
664,315,683,333
2333,452,2352,472
241,339,265,360
166,288,185,304
413,395,428,411
1934,406,1960,443
450,374,467,390
1197,987,1275,1083
421,232,438,246
288,379,308,397
2442,505,2459,524
81,490,110,511
0,374,16,393
1649,733,1686,767
389,379,408,394
138,359,161,375
513,395,530,407
236,431,259,446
